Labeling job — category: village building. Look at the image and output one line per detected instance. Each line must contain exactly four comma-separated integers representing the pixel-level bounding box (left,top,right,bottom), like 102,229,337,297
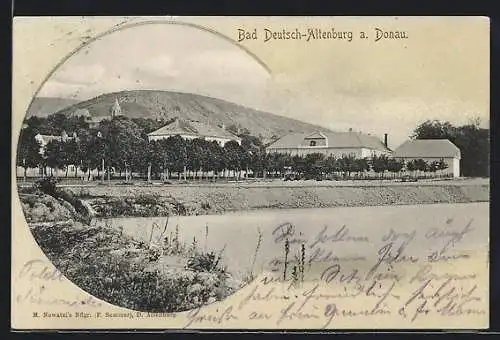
266,130,391,158
71,108,103,129
71,108,92,121
35,130,78,155
148,118,242,146
393,139,461,177
16,131,79,178
110,98,123,117
71,98,123,128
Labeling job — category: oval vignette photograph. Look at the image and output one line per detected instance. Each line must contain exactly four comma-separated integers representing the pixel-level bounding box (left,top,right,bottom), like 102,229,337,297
16,22,281,313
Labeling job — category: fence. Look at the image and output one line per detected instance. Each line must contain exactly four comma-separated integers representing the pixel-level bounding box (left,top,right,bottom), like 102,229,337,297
16,167,454,186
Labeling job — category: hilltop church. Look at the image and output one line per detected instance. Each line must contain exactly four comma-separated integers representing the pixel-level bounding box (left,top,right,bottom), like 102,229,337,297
71,98,123,128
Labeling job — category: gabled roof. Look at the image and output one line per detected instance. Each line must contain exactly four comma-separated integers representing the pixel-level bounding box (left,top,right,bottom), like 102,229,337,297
304,131,328,139
267,131,390,152
35,134,76,144
89,116,110,123
393,139,461,159
71,108,91,118
148,118,241,141
35,135,62,144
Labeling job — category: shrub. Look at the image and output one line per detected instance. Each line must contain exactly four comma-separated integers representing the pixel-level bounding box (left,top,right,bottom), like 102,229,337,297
146,247,162,262
106,199,133,217
34,177,59,197
78,188,91,198
18,186,37,195
200,201,211,210
136,194,160,206
186,251,224,273
22,195,38,208
46,200,55,213
173,201,187,216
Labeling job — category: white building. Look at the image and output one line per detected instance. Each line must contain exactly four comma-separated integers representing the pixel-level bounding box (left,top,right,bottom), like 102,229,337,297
393,139,461,177
17,131,79,178
147,118,241,146
35,130,77,155
266,131,391,158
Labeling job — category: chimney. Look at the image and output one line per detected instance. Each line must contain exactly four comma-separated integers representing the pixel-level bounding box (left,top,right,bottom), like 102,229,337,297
384,133,388,148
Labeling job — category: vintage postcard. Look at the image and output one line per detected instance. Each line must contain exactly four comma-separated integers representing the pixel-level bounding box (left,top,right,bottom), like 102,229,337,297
11,16,490,330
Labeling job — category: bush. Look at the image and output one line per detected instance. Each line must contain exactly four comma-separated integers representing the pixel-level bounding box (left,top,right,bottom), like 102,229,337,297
146,247,162,262
34,177,59,197
22,195,38,208
200,201,211,210
46,200,55,213
135,194,160,206
107,199,133,217
186,251,224,273
173,201,187,216
77,188,91,198
18,186,37,195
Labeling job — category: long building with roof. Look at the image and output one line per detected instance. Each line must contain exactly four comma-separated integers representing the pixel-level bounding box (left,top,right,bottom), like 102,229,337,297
393,139,461,177
147,118,241,146
265,130,391,158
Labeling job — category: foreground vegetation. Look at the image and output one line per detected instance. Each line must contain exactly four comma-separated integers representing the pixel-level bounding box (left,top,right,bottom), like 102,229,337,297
31,220,244,312
24,178,244,312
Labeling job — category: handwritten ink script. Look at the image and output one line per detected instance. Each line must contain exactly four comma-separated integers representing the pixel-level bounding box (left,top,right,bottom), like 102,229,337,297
14,216,487,329
15,259,103,308
182,217,486,328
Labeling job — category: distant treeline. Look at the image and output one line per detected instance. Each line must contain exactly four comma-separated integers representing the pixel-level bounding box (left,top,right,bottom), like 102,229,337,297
17,114,488,180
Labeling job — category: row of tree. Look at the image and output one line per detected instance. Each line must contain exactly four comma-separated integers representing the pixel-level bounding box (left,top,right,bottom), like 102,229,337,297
18,114,488,181
17,116,450,181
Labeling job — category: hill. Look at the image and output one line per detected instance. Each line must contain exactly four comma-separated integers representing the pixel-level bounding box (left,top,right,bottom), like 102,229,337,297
42,90,331,141
27,97,80,118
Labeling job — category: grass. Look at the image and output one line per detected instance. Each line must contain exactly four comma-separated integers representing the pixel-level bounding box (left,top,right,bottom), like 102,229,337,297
135,193,161,206
30,215,244,313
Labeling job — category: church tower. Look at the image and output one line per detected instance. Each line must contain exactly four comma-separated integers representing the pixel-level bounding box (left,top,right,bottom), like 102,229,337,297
111,98,122,118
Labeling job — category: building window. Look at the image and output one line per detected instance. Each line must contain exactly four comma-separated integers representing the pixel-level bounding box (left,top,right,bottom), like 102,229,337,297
310,141,317,147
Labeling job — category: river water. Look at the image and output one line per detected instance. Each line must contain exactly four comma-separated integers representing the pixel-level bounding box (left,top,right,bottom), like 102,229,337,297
93,202,488,280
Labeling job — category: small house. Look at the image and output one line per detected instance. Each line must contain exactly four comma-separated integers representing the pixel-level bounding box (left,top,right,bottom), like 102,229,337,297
393,139,461,177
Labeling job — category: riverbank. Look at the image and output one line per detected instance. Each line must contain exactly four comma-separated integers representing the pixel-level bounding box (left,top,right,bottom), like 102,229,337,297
16,182,489,314
61,182,490,218
29,219,244,313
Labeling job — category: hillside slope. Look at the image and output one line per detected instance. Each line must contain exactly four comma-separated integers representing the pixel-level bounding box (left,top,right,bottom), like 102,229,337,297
46,90,331,140
27,97,80,118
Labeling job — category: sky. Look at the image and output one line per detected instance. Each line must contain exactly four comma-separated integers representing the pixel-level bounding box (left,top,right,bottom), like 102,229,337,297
38,23,272,107
37,18,490,149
